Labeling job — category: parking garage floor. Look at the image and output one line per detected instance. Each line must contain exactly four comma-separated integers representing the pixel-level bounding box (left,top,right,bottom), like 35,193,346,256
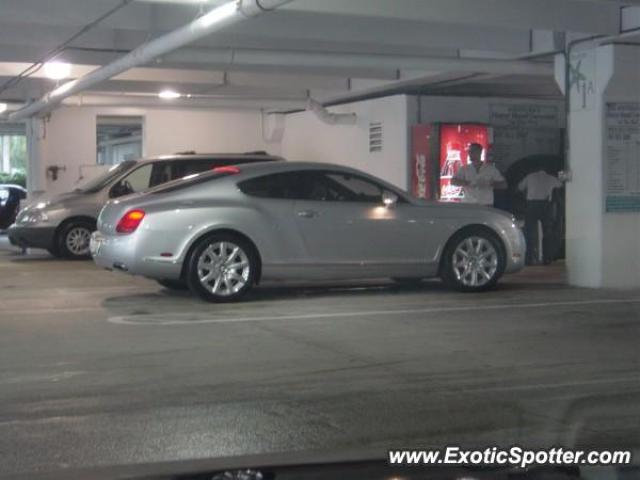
1,235,640,477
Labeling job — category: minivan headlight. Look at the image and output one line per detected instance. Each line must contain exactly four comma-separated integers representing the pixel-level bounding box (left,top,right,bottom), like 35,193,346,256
19,209,49,224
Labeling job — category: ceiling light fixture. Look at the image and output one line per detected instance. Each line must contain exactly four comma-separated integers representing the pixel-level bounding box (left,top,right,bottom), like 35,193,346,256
44,61,72,81
158,89,181,100
0,103,7,114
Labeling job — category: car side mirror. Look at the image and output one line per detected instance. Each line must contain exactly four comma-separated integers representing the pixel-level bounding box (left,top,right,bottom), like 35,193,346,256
382,190,398,208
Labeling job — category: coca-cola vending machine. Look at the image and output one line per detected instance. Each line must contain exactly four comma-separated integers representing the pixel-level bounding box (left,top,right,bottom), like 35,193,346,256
411,123,491,202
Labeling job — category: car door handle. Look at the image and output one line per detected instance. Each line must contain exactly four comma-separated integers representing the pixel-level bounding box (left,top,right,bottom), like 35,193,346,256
297,209,319,218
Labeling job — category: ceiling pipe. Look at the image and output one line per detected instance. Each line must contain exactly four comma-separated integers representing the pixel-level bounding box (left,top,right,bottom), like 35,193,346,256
161,47,552,77
61,93,307,111
8,0,292,121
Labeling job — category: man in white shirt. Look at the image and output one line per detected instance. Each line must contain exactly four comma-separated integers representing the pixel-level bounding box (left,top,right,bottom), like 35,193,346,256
451,143,506,206
518,169,563,265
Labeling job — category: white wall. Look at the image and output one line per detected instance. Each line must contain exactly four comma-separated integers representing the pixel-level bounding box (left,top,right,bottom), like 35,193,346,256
38,106,280,195
281,95,413,190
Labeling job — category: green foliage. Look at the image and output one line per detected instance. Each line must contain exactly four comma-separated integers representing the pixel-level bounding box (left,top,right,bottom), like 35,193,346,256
0,170,26,187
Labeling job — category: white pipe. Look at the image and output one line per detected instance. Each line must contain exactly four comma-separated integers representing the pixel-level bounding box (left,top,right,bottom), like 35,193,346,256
162,47,553,77
306,98,356,125
9,0,292,121
61,93,307,111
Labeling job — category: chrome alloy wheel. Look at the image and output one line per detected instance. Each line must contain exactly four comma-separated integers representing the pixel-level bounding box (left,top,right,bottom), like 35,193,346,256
197,241,250,296
452,236,498,287
65,227,92,256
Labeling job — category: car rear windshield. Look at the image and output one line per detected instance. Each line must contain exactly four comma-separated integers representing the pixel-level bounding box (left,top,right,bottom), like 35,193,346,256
149,169,236,194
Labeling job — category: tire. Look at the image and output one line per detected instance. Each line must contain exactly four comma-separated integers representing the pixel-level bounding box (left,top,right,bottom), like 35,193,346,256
392,277,424,286
157,279,188,290
186,233,258,303
57,220,95,260
441,227,505,292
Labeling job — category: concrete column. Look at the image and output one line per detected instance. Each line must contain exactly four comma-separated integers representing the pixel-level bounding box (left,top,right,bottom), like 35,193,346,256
25,117,46,197
557,44,640,288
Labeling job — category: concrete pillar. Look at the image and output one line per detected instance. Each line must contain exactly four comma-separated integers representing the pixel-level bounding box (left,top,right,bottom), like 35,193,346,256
557,44,640,288
25,117,46,197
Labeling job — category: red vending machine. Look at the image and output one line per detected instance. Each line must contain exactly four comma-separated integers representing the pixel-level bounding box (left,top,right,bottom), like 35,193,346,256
439,124,491,202
411,123,491,201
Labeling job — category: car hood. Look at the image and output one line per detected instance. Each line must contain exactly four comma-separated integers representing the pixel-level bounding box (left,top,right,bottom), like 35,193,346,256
22,191,91,212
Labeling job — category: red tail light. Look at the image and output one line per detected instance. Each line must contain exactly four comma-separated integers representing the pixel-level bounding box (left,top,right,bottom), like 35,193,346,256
211,165,241,174
116,209,145,234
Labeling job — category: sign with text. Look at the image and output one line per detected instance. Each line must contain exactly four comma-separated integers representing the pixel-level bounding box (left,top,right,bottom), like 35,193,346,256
605,102,640,212
489,104,559,129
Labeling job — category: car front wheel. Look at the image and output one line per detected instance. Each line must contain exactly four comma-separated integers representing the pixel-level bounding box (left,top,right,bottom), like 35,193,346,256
57,221,94,259
186,233,257,303
441,228,504,292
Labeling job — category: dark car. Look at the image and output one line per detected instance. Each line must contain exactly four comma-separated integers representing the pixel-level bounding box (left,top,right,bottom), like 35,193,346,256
0,184,27,230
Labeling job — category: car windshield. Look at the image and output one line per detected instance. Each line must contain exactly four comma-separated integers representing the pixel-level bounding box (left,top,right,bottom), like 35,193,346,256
73,160,137,193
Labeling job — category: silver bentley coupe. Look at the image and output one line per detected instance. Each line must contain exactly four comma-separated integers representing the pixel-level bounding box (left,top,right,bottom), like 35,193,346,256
91,162,525,302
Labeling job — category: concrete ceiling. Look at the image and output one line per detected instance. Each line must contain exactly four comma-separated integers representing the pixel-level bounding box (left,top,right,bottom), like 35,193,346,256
0,0,638,113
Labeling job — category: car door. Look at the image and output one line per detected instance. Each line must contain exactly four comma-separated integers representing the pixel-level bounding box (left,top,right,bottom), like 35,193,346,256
292,170,431,278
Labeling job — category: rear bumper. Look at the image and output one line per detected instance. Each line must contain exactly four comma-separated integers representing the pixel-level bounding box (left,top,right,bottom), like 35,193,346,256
91,231,182,280
7,225,56,250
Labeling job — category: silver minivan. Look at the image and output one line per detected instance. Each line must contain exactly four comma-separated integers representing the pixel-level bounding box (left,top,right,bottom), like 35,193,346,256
8,152,281,259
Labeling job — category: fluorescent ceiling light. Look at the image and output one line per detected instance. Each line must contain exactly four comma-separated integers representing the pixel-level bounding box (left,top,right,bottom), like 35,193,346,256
0,103,7,113
199,1,238,27
44,61,72,80
158,89,181,99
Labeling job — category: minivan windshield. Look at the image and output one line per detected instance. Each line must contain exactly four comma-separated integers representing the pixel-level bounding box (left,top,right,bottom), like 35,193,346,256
73,160,137,193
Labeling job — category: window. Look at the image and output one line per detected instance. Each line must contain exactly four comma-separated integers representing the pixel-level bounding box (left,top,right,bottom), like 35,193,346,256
239,170,392,204
97,116,143,166
0,123,27,188
110,163,153,197
320,172,384,203
238,172,299,199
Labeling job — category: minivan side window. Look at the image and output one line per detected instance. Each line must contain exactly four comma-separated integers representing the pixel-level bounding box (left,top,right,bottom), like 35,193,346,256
110,163,153,198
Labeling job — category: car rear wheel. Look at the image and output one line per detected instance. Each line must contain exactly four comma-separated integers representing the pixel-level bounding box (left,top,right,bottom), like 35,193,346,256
57,221,94,259
157,279,188,290
186,233,257,303
441,228,504,292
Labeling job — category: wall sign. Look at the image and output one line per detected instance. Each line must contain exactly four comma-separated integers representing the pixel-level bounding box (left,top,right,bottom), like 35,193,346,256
605,102,640,212
488,103,563,170
489,104,559,129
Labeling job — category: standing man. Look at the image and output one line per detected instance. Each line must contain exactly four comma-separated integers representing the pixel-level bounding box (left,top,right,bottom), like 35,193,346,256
451,143,506,206
518,167,563,265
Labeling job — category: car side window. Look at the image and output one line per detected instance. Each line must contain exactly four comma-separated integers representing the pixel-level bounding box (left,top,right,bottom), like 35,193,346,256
110,163,153,197
239,172,299,199
149,162,172,187
303,172,384,203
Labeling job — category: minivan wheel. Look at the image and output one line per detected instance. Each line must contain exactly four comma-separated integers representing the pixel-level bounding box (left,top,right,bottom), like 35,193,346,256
186,233,257,303
157,279,188,291
441,228,505,292
57,221,94,259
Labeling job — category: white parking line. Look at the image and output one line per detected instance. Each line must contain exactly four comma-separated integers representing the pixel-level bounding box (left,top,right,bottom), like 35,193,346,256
108,297,640,326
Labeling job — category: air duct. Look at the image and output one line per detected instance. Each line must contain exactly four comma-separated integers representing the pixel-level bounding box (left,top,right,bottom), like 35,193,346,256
306,98,357,126
9,0,292,120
